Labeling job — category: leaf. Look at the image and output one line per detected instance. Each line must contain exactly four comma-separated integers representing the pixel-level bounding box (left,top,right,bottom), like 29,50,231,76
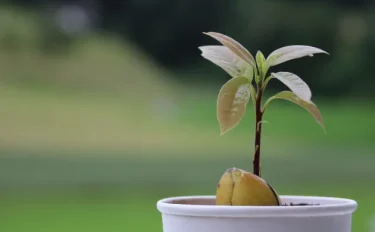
263,91,325,132
256,50,268,78
254,72,260,84
203,32,256,67
266,45,329,67
198,45,252,78
244,65,254,82
271,72,311,101
217,76,251,135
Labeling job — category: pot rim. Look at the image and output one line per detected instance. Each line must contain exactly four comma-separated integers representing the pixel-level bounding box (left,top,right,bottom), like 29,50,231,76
157,195,358,218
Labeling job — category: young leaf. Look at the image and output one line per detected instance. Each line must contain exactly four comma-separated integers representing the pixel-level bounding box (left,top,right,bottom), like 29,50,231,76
199,45,251,78
203,32,256,67
256,51,268,79
266,45,329,67
263,91,325,132
217,76,251,135
254,72,260,84
271,72,311,101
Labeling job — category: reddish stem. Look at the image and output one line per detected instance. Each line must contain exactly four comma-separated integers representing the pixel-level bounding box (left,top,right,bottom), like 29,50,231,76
253,87,263,177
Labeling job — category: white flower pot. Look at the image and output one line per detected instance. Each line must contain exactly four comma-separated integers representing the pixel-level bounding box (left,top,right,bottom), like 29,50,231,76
157,195,357,232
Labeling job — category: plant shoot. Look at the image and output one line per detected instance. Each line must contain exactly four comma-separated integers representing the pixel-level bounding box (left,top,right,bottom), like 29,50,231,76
199,32,328,177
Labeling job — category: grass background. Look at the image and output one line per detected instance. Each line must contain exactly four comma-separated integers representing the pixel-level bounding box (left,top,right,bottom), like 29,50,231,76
0,33,374,232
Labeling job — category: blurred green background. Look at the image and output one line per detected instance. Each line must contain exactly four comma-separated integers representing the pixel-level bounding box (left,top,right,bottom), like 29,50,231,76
0,0,374,231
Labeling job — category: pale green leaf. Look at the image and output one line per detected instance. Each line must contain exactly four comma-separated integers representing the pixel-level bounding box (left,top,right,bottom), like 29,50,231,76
271,72,311,101
217,76,251,135
263,91,325,132
266,45,329,67
256,50,268,79
198,45,252,78
244,65,254,82
254,72,260,85
203,32,256,67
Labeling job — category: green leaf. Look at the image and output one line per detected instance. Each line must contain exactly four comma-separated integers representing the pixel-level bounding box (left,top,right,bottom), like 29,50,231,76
244,65,254,82
263,91,325,132
256,51,268,79
271,72,311,101
217,76,251,135
203,32,256,67
254,72,260,85
266,45,329,67
199,45,252,78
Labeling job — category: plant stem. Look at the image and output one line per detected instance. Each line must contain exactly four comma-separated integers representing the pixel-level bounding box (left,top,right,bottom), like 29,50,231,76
253,86,263,177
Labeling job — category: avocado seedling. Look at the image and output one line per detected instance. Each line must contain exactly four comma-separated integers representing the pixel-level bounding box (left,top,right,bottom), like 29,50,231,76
157,32,356,232
199,32,328,206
